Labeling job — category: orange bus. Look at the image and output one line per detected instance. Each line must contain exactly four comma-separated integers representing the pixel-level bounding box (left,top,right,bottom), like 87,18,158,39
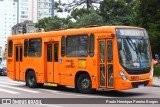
6,26,156,94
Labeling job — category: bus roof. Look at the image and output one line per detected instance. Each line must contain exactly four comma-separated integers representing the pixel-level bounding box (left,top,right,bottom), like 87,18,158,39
8,26,144,40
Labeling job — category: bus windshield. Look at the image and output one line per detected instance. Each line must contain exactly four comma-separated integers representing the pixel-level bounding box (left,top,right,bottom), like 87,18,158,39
116,28,151,69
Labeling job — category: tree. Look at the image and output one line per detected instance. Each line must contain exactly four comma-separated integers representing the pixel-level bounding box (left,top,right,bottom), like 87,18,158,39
100,0,136,25
76,13,104,27
54,0,63,12
135,0,160,55
45,17,62,31
71,8,98,20
35,16,76,31
46,17,76,31
35,17,52,31
61,0,102,12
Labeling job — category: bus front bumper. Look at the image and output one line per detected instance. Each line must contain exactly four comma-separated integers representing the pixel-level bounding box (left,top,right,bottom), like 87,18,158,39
114,78,153,90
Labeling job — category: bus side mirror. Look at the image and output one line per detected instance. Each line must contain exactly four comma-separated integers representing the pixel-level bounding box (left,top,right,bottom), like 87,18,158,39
152,59,158,65
118,39,122,50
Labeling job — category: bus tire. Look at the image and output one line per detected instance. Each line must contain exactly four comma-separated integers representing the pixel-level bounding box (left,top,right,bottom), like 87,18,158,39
77,74,93,94
26,71,37,88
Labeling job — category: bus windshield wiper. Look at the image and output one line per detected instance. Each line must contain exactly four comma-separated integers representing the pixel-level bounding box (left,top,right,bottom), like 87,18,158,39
126,36,138,53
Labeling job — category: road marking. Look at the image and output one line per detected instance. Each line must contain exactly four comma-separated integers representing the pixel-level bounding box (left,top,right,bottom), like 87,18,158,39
0,84,40,93
39,89,102,98
2,80,25,84
39,88,104,98
39,104,61,107
38,89,61,93
0,81,25,86
0,88,20,94
152,91,160,93
55,92,103,98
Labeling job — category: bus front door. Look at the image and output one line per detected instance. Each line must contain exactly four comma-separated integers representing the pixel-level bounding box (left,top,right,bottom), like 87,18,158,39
15,45,23,81
46,42,59,83
99,39,113,88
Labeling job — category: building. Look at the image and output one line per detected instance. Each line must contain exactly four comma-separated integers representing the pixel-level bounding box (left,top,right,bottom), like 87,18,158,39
18,0,29,23
28,0,54,23
18,0,54,23
0,0,18,52
0,0,54,51
0,46,2,62
12,20,38,35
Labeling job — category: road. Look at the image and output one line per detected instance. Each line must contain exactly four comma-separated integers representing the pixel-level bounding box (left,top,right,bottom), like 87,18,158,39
0,76,160,107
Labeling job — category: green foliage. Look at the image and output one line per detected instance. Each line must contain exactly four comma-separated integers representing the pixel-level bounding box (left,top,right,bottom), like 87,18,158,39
100,0,136,25
154,65,160,76
35,17,52,31
76,13,104,28
71,8,98,20
135,0,160,55
35,16,76,31
36,0,160,58
54,0,63,12
45,17,62,31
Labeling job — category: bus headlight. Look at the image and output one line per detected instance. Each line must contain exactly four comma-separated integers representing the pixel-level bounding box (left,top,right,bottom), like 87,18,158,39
150,69,153,78
119,71,128,81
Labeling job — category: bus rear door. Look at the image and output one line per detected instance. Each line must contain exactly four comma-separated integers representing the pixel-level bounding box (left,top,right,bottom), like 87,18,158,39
14,45,23,81
45,42,59,83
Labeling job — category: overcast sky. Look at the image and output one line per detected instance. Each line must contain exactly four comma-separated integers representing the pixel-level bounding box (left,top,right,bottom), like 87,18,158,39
54,0,71,18
55,0,71,3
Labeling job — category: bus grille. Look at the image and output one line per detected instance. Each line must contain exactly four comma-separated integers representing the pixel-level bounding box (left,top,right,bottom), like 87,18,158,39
131,80,149,88
126,69,150,75
123,66,151,75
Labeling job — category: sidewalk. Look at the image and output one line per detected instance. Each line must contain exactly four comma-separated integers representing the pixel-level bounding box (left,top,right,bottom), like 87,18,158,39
153,77,160,86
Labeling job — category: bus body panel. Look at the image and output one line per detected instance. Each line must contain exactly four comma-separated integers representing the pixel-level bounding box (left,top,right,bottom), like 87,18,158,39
6,26,154,91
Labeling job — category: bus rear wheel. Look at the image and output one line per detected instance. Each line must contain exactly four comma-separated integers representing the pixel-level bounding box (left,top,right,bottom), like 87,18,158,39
77,74,93,94
26,71,38,88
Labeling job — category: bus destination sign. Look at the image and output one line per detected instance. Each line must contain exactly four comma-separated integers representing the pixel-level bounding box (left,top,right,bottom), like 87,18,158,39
116,28,145,36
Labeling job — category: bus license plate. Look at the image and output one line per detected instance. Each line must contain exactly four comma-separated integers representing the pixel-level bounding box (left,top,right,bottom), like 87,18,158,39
131,76,140,81
138,84,144,88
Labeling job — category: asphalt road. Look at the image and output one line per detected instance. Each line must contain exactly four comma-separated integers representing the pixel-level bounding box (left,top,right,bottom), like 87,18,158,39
0,76,160,107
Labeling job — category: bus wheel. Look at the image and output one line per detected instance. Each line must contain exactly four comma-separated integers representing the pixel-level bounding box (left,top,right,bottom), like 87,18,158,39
77,74,93,94
26,71,37,88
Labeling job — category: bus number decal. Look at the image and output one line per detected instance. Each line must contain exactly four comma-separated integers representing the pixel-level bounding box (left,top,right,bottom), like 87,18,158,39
98,35,110,39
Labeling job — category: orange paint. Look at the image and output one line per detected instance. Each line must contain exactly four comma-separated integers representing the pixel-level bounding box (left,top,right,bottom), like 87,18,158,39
6,26,155,92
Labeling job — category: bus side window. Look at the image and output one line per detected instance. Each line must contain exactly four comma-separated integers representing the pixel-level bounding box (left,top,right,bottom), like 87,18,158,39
89,34,94,57
28,38,42,57
66,34,88,57
61,36,65,57
8,40,13,57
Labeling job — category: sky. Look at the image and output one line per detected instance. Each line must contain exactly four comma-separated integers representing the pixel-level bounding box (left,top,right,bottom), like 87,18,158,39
54,0,71,18
55,0,71,2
